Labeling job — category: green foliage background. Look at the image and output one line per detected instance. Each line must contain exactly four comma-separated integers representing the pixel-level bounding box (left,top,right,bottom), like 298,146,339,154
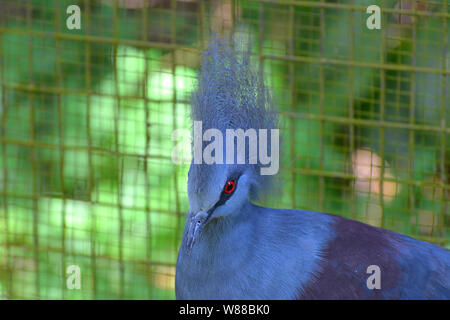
0,0,449,299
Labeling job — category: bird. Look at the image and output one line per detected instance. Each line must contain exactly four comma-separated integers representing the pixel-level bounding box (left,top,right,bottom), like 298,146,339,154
175,35,450,300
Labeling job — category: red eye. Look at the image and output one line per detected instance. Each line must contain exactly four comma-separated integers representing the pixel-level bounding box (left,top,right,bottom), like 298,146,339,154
224,180,235,194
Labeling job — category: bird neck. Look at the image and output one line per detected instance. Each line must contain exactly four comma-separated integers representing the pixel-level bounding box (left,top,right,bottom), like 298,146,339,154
194,200,256,263
176,203,337,299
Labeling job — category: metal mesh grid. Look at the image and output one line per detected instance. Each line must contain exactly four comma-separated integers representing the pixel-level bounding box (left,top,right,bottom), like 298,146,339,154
0,0,449,299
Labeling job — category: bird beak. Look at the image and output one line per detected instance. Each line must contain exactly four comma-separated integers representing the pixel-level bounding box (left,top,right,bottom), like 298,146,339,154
185,211,209,256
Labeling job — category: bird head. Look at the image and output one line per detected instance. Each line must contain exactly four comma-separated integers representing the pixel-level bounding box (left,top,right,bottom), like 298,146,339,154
184,34,278,254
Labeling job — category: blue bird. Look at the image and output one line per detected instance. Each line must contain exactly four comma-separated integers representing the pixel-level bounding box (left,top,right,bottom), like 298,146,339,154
175,36,450,300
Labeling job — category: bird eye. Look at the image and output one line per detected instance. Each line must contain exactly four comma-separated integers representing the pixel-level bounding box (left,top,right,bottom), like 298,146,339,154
223,180,235,194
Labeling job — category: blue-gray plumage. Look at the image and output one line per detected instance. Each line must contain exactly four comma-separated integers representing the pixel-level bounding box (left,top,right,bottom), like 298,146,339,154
175,36,450,300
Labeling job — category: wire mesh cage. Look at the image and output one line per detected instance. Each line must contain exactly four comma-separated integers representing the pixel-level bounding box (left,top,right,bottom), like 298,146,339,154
0,0,448,299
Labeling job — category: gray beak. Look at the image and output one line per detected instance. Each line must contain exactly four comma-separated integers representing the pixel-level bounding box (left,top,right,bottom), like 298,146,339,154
185,211,208,255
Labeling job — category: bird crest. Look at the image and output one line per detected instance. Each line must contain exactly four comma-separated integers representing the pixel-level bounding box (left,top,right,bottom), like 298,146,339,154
189,33,280,200
191,33,277,136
